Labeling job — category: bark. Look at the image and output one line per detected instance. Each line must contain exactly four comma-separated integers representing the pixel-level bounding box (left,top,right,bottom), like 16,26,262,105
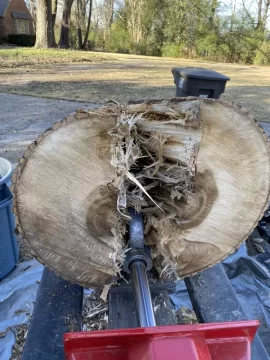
59,0,74,48
35,0,53,48
82,0,93,48
76,0,84,48
51,0,58,46
77,27,83,48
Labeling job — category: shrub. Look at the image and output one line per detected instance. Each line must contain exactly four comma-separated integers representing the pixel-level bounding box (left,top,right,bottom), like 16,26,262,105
196,33,218,60
7,34,36,47
254,41,270,65
105,22,131,54
161,44,183,57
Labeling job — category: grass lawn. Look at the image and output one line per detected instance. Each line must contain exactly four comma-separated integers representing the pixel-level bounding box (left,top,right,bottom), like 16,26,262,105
0,48,269,122
0,48,115,67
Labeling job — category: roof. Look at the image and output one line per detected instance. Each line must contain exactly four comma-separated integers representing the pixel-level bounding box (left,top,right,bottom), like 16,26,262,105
0,0,9,16
12,10,31,19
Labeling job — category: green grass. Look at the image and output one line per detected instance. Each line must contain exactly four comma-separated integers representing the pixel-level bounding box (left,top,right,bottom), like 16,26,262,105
0,48,115,67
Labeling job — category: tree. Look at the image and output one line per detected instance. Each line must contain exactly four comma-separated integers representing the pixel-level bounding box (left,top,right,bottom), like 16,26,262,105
103,0,114,40
26,0,37,31
35,0,54,48
63,0,269,64
125,0,145,50
51,0,58,46
59,0,75,48
76,0,85,48
74,0,93,49
82,0,93,48
257,0,270,32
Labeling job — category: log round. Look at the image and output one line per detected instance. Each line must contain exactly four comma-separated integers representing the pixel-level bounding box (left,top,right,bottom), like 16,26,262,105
12,98,270,287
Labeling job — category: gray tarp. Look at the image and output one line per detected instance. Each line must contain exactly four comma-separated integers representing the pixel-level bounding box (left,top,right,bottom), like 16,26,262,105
224,244,270,354
169,243,270,356
0,260,43,359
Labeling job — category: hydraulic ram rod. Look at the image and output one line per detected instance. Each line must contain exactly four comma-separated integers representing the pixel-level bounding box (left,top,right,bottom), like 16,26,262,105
128,208,156,328
130,260,156,327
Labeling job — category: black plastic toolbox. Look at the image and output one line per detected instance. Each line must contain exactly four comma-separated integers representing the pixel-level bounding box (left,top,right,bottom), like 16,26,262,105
172,67,230,98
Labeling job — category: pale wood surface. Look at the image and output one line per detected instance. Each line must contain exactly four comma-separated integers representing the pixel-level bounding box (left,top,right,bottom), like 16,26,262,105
13,113,124,287
154,100,270,277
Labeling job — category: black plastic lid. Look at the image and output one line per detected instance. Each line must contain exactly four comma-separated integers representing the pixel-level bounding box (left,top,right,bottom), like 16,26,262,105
172,67,230,81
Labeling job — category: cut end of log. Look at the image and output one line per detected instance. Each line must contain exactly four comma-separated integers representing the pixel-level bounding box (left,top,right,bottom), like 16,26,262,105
13,98,270,287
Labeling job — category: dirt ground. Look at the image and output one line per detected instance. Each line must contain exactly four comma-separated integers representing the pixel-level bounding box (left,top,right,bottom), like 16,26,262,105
0,93,96,165
0,53,270,122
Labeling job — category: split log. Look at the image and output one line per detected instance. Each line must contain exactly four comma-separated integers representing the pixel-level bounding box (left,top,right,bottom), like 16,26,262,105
12,98,270,287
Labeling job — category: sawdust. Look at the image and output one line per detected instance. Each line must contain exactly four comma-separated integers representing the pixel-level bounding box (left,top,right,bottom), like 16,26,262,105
17,234,33,262
82,291,108,331
176,307,198,325
10,324,28,360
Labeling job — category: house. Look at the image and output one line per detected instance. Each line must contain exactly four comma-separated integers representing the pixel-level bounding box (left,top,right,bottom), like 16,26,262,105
0,0,34,40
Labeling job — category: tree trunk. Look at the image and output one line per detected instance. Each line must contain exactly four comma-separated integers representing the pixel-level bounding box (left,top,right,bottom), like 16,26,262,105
13,99,270,287
126,0,144,51
257,0,263,29
82,0,93,48
59,0,74,48
76,0,83,48
103,0,114,41
230,0,236,31
51,0,58,46
208,0,218,29
262,0,270,32
35,0,53,48
28,0,37,32
77,28,83,48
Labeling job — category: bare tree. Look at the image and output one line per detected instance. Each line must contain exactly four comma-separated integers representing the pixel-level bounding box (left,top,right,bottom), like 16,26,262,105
51,0,58,46
92,0,102,30
35,0,54,48
103,0,114,40
59,0,74,48
125,0,144,49
74,0,92,49
261,0,270,31
242,0,270,32
75,0,89,48
76,0,84,48
26,0,37,31
209,0,218,27
82,0,93,48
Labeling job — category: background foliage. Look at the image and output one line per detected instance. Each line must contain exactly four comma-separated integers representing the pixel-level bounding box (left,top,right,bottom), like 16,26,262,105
28,0,270,64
